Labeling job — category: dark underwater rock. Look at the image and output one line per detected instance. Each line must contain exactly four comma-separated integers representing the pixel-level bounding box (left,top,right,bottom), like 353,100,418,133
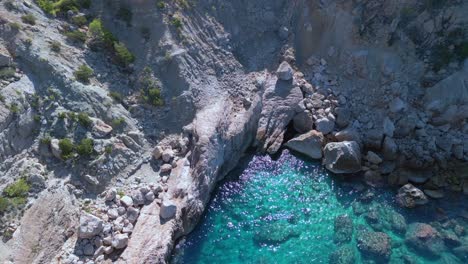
334,214,354,244
357,231,392,261
329,245,355,264
405,223,445,258
253,221,300,244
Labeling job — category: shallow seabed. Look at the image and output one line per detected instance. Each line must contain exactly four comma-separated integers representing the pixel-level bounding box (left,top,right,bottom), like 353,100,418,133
173,151,468,264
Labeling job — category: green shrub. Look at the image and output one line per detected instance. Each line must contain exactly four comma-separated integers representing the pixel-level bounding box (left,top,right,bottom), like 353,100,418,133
9,22,21,31
77,112,92,127
76,138,94,156
58,112,67,119
171,17,183,28
0,197,9,212
21,14,37,25
112,117,125,127
72,15,87,26
36,0,89,16
156,1,165,9
105,145,113,154
109,91,123,103
0,67,16,80
4,178,30,198
114,42,135,67
59,138,74,159
9,103,20,114
117,6,132,26
40,136,52,145
65,30,87,43
88,18,116,49
50,41,61,52
147,88,164,106
74,64,93,83
0,94,4,102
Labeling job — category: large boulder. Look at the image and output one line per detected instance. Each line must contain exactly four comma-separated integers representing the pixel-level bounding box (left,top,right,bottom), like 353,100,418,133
323,141,361,174
112,234,129,249
293,111,314,133
160,199,177,220
405,223,445,258
357,231,392,260
78,213,104,239
285,130,324,159
276,61,294,81
396,184,428,208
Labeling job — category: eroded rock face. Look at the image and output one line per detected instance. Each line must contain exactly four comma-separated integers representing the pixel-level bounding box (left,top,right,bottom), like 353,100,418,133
323,141,361,174
285,130,324,159
396,184,428,208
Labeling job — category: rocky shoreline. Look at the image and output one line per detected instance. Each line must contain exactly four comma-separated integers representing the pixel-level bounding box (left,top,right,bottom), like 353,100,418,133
0,0,468,263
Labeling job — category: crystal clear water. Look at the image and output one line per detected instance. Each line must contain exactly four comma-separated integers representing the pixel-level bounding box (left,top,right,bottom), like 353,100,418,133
173,151,468,264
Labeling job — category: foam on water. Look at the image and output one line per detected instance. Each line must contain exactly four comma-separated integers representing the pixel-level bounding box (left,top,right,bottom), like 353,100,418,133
173,151,468,264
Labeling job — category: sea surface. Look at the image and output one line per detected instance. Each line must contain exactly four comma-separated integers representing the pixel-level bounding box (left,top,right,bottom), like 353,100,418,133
173,151,468,264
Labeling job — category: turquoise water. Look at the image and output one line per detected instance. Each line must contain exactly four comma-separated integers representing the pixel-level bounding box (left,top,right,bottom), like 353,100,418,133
173,151,468,264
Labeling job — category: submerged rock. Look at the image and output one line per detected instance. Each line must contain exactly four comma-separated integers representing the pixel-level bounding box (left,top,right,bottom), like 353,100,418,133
253,221,300,244
405,223,445,258
323,141,361,174
329,245,355,264
396,184,428,208
333,214,353,244
357,231,392,260
285,130,324,159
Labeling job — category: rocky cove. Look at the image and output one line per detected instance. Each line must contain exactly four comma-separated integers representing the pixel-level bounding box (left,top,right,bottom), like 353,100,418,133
0,0,467,264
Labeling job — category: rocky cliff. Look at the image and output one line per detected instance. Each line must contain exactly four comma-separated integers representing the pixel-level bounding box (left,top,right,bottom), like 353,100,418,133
0,0,467,263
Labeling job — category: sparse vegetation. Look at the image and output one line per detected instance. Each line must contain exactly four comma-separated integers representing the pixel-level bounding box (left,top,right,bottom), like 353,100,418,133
156,1,165,9
76,138,94,156
4,178,30,198
0,197,9,213
112,117,125,127
36,0,91,16
9,22,21,31
139,67,164,106
59,138,74,159
21,14,37,25
0,67,16,80
9,103,20,114
77,112,92,127
105,145,113,154
50,41,61,52
74,64,93,83
40,136,52,145
171,16,183,29
109,91,123,103
71,15,87,27
114,42,135,67
64,30,87,43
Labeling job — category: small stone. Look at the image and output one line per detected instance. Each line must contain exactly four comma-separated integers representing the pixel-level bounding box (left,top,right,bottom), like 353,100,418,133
117,206,126,215
103,246,113,255
126,207,139,223
83,243,94,256
83,175,99,186
120,196,133,207
107,208,118,220
366,151,383,165
276,61,294,81
132,191,145,206
112,234,129,249
162,148,174,163
122,222,134,234
160,164,172,173
105,188,116,201
145,191,155,202
153,146,163,160
424,189,444,199
389,97,406,113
